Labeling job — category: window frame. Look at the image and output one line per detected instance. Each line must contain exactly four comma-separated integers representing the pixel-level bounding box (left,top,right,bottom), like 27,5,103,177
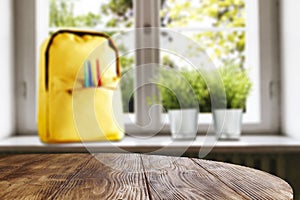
14,0,49,135
15,0,280,135
242,0,280,134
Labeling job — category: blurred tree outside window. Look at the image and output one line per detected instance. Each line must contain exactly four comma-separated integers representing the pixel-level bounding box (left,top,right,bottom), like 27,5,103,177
160,0,245,69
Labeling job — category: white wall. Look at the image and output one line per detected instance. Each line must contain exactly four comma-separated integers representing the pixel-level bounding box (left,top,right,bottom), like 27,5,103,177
280,0,300,139
0,0,15,138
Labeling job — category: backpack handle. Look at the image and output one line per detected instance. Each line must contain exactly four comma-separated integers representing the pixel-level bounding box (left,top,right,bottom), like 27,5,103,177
44,29,120,91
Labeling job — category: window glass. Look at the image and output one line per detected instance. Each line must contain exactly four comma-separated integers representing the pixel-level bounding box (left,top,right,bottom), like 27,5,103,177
160,0,246,68
160,0,247,115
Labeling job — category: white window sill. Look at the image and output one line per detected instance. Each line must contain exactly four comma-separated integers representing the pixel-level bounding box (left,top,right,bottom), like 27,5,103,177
0,135,300,154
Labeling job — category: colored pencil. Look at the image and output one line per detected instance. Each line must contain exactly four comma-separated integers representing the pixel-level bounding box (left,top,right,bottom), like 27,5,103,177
96,59,102,87
88,60,94,87
84,61,89,87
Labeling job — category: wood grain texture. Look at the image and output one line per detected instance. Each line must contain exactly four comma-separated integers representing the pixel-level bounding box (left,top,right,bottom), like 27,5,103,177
193,158,294,200
50,153,150,200
0,153,293,200
141,154,245,200
0,154,91,200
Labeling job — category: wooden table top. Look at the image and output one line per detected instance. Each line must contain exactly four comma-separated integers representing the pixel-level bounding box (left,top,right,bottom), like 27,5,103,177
0,153,293,200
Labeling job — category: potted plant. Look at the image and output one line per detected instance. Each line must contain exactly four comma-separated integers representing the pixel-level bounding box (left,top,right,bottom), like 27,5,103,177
212,64,252,140
155,69,202,140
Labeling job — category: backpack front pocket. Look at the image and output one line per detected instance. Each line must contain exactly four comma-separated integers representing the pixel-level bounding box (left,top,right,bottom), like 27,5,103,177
49,87,124,142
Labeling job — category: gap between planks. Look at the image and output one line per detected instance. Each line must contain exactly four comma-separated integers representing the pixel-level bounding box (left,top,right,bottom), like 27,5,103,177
190,158,249,199
191,158,293,200
47,155,94,200
140,154,246,200
139,154,154,200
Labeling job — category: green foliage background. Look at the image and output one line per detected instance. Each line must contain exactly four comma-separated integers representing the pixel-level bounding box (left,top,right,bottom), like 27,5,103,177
49,0,101,27
160,0,246,67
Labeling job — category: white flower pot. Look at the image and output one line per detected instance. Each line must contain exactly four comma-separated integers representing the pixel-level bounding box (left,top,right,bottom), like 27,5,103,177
213,109,243,140
168,109,198,140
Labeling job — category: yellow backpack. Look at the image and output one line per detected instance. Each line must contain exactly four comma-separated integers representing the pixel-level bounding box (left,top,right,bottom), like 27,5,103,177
38,30,124,143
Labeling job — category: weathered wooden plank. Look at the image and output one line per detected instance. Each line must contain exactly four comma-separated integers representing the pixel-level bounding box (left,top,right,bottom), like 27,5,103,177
0,154,45,167
193,158,293,200
0,154,51,180
141,154,246,200
0,154,91,200
0,154,293,199
50,153,150,200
